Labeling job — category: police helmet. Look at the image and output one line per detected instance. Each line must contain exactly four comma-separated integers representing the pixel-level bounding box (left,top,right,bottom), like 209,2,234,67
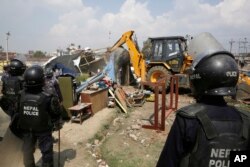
189,53,239,97
45,67,54,78
9,59,26,76
24,65,45,88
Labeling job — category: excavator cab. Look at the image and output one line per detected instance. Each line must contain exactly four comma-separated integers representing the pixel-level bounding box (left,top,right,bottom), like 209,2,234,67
145,36,190,89
146,36,187,73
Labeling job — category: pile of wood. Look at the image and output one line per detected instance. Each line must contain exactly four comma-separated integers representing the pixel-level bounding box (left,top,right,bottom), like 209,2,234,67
108,85,146,113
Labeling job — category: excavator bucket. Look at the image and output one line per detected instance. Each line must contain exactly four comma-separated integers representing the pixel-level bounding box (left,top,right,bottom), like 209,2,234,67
103,47,131,85
83,47,131,85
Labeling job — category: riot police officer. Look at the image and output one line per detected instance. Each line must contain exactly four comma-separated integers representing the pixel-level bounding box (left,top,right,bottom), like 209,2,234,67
1,64,10,83
156,33,250,167
44,67,63,103
0,59,26,117
17,65,62,167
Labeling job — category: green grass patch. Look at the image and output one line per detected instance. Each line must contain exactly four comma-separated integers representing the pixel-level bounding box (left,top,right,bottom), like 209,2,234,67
101,145,159,167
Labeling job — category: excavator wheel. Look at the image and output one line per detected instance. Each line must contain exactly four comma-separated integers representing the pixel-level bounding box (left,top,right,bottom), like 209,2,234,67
146,66,171,91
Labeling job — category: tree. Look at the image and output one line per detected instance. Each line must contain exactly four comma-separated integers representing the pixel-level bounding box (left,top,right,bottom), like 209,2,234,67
33,51,46,58
0,45,3,52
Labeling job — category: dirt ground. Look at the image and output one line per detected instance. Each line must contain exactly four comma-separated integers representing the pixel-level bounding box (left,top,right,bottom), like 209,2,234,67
93,93,193,167
0,89,248,167
47,92,194,167
0,89,193,167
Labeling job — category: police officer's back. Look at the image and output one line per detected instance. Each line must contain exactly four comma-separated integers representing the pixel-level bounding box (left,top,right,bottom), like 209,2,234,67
156,41,250,166
0,59,26,117
18,65,62,167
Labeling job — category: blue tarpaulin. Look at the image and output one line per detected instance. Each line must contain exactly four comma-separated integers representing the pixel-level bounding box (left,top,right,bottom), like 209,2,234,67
53,63,78,78
103,53,115,81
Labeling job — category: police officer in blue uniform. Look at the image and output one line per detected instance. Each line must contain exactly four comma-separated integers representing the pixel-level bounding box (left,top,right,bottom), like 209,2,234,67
156,40,250,166
1,64,10,83
0,59,26,118
44,67,63,103
17,65,62,167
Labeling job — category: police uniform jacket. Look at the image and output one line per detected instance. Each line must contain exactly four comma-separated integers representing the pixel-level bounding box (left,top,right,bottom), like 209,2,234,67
156,96,250,167
17,88,61,133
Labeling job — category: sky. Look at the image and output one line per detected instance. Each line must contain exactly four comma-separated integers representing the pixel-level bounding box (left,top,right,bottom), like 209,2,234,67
0,0,249,54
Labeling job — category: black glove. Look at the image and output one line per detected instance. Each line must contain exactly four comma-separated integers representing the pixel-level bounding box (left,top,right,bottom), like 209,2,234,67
0,96,10,114
52,119,63,131
9,113,23,139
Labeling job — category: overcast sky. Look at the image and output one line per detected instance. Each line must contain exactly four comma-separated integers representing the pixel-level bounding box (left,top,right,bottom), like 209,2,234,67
0,0,249,54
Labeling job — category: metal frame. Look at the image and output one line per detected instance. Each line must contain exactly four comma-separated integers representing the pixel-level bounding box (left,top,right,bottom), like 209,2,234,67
141,75,179,131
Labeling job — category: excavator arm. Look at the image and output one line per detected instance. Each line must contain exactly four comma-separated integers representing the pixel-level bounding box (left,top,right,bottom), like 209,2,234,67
109,31,134,52
109,30,146,81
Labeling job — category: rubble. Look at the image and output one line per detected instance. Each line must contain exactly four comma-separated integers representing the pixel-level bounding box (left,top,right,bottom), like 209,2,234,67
129,133,138,141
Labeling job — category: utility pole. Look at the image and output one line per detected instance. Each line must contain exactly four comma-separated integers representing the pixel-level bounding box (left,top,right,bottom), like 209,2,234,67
238,38,248,69
229,39,235,53
242,38,248,54
6,32,10,62
239,38,248,54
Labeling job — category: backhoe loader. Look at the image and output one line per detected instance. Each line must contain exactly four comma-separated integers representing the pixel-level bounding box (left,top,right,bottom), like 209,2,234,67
108,30,193,89
236,70,250,102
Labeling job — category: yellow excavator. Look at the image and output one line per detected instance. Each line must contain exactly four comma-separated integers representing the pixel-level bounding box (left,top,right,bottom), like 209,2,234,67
236,70,250,102
108,30,193,88
108,30,250,100
239,70,250,85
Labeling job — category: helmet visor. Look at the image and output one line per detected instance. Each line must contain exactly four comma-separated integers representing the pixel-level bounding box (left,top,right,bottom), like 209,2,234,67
188,32,233,69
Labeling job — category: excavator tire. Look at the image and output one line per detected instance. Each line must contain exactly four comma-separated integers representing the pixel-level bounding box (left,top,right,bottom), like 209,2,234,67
146,66,171,91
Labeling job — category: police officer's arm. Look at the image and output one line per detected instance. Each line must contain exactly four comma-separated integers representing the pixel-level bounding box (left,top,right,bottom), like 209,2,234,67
19,77,25,90
1,80,6,95
53,81,63,103
0,81,8,111
156,115,198,167
49,95,62,119
49,95,63,131
156,115,185,167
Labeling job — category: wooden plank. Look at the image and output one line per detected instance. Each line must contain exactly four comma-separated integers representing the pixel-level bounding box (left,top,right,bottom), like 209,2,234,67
116,87,127,100
68,103,92,111
114,88,128,112
108,89,127,113
110,89,127,113
116,87,134,108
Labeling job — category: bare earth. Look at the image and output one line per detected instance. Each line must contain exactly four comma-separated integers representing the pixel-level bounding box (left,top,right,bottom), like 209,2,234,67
0,93,194,167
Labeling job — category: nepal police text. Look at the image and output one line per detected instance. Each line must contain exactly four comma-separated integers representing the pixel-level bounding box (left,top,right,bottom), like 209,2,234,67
23,106,39,116
209,148,240,167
